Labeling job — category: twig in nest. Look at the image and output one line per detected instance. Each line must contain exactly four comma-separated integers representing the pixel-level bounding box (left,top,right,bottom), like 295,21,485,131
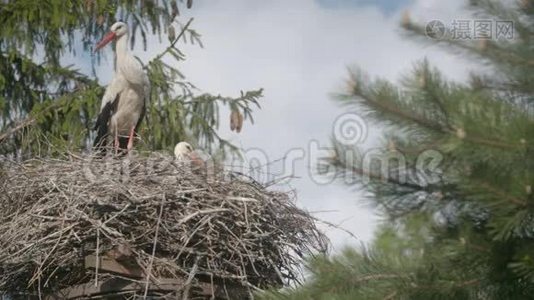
95,227,100,287
182,260,198,300
143,194,166,299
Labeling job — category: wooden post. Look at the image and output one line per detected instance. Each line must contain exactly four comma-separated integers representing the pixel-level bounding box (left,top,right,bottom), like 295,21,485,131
42,254,250,299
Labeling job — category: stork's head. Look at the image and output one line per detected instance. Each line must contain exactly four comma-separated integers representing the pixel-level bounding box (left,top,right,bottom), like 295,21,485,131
94,21,128,52
174,142,206,171
174,142,194,160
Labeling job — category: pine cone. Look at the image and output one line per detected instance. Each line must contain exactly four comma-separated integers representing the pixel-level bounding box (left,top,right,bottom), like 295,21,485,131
236,110,244,133
168,25,176,43
387,139,396,152
230,110,238,131
478,39,489,51
418,74,426,88
401,10,411,28
84,0,94,12
456,127,466,139
230,110,244,133
171,0,179,19
97,15,105,26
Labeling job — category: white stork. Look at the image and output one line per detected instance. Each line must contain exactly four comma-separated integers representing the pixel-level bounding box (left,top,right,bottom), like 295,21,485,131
174,142,205,170
93,21,150,153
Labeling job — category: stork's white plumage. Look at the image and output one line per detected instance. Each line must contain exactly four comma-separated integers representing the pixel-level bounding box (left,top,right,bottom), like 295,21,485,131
174,142,205,170
93,21,150,153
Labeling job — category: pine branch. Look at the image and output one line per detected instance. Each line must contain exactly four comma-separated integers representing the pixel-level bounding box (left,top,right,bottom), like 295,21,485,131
149,18,194,65
351,89,524,150
0,117,36,144
331,156,426,191
0,100,64,144
351,273,406,283
477,181,527,207
356,90,446,133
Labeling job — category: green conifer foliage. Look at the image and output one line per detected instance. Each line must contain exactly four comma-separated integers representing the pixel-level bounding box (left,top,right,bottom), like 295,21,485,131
0,0,262,157
260,1,534,299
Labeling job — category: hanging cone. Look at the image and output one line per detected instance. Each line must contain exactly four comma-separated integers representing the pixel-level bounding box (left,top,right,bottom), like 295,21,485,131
478,39,488,51
230,110,238,132
418,73,426,88
171,0,179,19
230,110,244,133
236,110,244,133
97,15,105,26
401,10,411,27
456,127,466,139
387,139,397,152
84,0,94,12
168,25,176,43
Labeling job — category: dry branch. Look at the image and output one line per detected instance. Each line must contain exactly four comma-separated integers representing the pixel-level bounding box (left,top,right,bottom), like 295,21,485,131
0,152,328,299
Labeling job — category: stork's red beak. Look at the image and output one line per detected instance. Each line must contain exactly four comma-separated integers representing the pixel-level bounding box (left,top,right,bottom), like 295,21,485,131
94,32,116,52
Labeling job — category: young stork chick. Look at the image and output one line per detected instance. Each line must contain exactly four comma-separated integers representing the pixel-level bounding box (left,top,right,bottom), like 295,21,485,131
174,142,205,171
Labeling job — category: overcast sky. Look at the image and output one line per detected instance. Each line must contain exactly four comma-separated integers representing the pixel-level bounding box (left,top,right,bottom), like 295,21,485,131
89,0,478,251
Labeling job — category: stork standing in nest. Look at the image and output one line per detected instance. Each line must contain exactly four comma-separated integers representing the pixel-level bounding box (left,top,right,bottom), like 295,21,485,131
93,21,150,154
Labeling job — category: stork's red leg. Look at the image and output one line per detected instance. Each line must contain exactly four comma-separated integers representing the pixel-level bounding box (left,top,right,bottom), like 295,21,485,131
126,126,135,151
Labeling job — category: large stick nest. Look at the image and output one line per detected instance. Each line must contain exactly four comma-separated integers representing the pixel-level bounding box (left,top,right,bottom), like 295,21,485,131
0,152,328,299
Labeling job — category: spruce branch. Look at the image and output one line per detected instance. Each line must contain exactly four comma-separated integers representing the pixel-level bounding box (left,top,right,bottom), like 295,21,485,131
357,91,446,132
149,18,194,65
477,181,527,207
330,155,426,191
348,84,524,150
0,99,66,144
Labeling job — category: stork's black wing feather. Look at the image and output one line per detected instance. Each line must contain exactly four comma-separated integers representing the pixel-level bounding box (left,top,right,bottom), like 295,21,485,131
93,95,120,152
135,101,146,133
